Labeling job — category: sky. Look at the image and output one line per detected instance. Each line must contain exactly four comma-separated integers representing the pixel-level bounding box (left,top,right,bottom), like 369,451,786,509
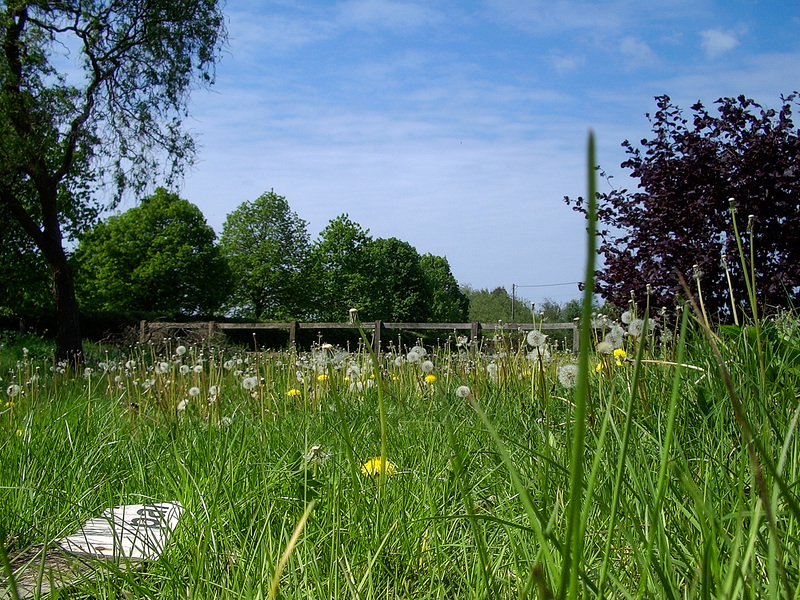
173,0,800,307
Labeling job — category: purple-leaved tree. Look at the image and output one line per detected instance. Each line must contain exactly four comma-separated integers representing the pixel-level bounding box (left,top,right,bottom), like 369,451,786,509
566,94,800,318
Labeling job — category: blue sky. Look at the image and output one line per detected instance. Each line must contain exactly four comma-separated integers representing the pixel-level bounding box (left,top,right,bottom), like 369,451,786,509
176,0,800,307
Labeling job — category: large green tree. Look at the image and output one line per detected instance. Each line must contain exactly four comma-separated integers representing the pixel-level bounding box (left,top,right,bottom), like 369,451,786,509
308,215,460,322
0,203,53,321
308,214,373,321
365,237,432,322
463,286,533,323
419,253,468,322
0,0,225,362
221,190,311,320
73,189,231,319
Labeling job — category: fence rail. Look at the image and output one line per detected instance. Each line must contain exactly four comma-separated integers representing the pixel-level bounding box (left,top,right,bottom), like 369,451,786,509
139,319,580,353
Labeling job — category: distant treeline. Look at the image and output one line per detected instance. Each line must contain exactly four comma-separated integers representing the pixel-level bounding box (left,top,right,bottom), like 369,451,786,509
2,189,583,336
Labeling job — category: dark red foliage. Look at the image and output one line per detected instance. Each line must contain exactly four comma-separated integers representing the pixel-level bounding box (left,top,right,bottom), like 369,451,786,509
566,94,800,317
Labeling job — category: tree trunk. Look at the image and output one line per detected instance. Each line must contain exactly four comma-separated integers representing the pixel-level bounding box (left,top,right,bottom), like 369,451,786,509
49,247,84,366
1,186,85,366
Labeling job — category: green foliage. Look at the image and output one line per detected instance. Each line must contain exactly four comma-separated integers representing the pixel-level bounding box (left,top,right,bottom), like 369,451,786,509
420,254,469,322
220,190,311,320
2,307,800,598
0,0,226,361
463,285,533,322
308,215,442,322
364,237,432,322
73,188,231,318
0,205,53,320
308,214,373,321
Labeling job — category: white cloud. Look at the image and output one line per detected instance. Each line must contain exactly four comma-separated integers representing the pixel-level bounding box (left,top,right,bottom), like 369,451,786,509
700,28,740,59
619,36,657,69
550,53,585,74
336,0,443,32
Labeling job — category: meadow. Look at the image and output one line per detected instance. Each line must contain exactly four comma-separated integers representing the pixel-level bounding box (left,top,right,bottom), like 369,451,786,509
3,137,799,599
1,302,799,599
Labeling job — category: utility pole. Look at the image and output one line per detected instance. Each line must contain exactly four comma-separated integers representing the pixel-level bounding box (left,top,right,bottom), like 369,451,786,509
511,283,516,322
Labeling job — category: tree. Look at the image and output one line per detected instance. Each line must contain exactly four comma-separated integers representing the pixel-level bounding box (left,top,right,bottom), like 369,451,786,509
463,286,533,323
0,203,53,322
73,189,231,319
307,215,373,321
365,238,432,322
221,191,311,320
308,215,463,322
566,94,800,316
0,0,226,362
420,254,469,322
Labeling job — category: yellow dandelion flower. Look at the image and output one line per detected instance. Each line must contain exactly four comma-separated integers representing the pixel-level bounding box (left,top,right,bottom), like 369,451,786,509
287,388,302,397
424,374,437,384
317,373,328,382
361,457,397,478
613,348,627,366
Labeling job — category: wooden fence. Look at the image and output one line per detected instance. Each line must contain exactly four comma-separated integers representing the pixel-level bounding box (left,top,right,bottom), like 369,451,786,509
139,320,581,353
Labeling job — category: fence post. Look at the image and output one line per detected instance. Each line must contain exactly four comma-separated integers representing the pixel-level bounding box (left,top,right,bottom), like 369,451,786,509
572,318,580,354
470,321,482,355
373,320,384,355
289,321,299,348
139,320,147,344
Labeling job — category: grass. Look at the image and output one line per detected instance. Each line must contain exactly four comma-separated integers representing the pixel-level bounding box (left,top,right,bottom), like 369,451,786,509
2,136,800,598
1,305,798,599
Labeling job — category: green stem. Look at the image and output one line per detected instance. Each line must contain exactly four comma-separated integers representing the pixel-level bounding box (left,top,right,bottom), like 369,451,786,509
561,130,597,600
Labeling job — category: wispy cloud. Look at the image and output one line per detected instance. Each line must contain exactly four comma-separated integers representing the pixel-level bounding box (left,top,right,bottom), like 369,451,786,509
619,36,658,70
699,28,741,59
335,0,444,32
175,1,800,298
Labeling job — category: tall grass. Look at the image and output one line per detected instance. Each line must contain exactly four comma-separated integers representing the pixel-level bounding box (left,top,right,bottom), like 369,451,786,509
2,136,800,598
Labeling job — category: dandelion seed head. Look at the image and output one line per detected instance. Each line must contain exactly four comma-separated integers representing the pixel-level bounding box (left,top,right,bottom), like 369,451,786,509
189,386,201,397
304,445,331,466
595,341,614,354
628,319,645,337
242,376,258,390
175,345,187,356
558,364,579,388
526,330,548,348
421,360,434,373
526,347,551,364
456,385,472,398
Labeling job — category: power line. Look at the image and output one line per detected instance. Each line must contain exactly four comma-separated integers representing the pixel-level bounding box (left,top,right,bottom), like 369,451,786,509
512,282,582,288
511,282,582,321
